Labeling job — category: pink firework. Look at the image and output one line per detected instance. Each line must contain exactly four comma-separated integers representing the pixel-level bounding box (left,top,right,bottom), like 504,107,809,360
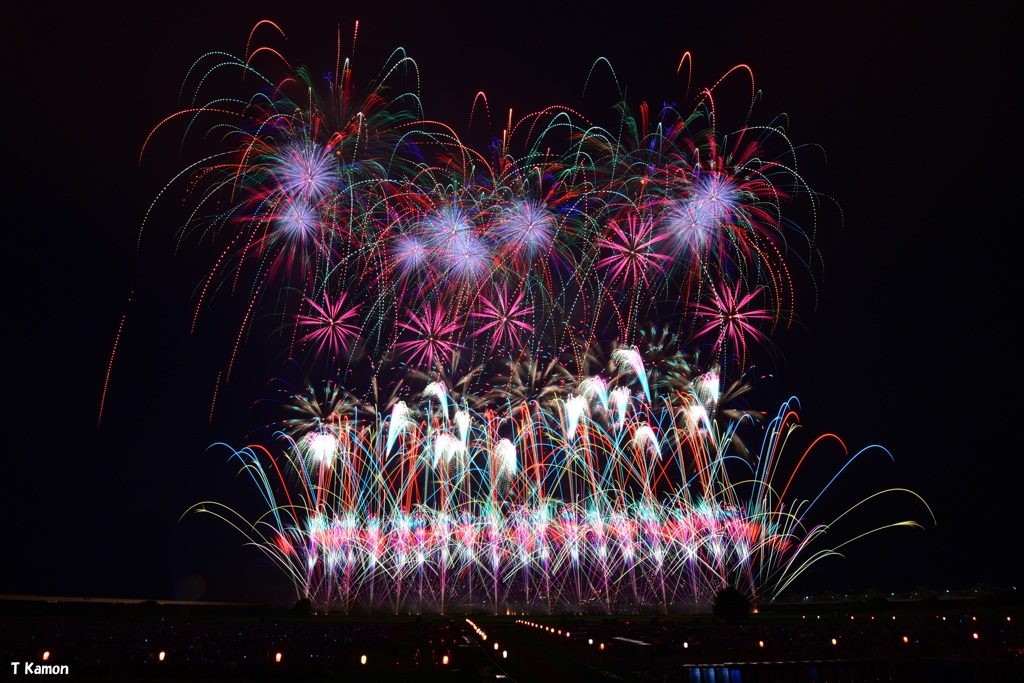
472,285,535,353
692,282,770,371
395,303,463,368
296,292,362,358
597,214,671,289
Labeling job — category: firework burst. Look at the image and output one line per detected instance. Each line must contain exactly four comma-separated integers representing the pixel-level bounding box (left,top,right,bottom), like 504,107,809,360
133,22,930,613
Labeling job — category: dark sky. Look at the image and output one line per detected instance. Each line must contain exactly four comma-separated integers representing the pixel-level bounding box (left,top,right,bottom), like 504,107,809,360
6,1,1019,604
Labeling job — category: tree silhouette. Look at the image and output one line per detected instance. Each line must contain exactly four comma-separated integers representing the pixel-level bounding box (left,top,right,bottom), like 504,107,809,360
712,586,751,622
292,597,313,614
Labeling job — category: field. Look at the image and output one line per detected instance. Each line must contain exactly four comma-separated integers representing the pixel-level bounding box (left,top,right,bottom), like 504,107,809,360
2,593,1021,681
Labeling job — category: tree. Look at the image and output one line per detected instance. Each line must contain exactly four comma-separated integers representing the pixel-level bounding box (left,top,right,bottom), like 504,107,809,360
291,597,313,614
712,586,751,622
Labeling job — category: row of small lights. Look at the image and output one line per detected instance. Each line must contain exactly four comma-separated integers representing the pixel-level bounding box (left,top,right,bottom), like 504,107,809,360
37,649,366,666
798,614,1007,626
467,619,508,659
514,616,996,651
38,613,1008,667
801,613,1009,643
516,620,602,648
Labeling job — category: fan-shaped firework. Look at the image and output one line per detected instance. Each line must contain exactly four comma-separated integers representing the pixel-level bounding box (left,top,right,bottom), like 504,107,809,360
140,22,931,613
193,374,932,614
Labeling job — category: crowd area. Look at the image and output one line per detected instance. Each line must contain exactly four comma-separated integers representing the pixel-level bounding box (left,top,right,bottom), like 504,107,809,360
555,609,1023,682
1,615,398,679
570,611,1022,661
1,600,1021,681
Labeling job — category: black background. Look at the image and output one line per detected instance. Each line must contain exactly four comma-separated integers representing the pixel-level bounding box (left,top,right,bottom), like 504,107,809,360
5,1,1019,603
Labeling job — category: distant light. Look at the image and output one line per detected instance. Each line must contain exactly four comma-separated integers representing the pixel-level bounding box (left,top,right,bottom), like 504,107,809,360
42,652,50,662
361,654,367,665
442,655,449,665
588,639,593,645
599,643,605,650
683,642,688,649
758,641,764,648
566,632,570,638
972,633,979,640
831,638,837,646
502,650,507,659
158,652,166,662
275,652,282,663
494,643,499,651
903,636,909,643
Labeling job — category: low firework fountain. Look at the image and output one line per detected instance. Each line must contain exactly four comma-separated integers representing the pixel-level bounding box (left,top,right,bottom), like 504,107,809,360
195,371,931,614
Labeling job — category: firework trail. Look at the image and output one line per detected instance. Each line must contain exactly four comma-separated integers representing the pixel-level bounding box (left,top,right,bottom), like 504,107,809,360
134,22,930,612
190,371,933,614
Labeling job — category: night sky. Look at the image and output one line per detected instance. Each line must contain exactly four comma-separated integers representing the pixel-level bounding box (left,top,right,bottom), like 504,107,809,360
6,1,1018,604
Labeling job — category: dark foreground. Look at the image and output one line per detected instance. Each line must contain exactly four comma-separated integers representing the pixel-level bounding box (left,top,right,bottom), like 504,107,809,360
1,596,1021,682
